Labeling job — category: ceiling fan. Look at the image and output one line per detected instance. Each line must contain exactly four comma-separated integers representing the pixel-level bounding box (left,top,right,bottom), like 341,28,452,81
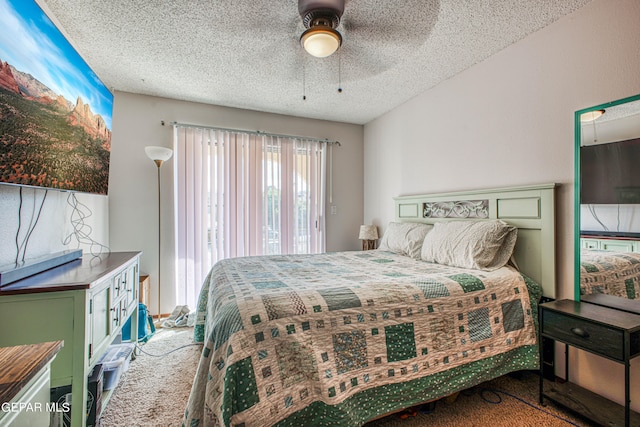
294,1,438,72
298,0,345,58
250,0,439,92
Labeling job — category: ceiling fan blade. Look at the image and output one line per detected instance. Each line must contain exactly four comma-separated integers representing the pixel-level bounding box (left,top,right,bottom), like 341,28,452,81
337,44,397,80
340,0,439,48
238,0,439,89
298,0,345,18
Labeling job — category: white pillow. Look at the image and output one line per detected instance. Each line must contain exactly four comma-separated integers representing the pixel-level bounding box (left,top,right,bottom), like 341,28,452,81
420,220,517,270
378,222,433,259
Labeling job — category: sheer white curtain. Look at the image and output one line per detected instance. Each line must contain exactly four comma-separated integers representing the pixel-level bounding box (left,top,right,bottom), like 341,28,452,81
174,126,327,308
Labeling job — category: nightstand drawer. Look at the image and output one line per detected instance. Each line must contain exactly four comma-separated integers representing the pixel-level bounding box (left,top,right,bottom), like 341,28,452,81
542,310,624,360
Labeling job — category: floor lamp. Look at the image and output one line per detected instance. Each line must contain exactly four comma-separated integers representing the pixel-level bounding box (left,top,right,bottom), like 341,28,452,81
145,146,173,326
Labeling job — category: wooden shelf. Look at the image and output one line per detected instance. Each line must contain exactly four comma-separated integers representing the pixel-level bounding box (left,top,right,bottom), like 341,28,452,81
139,274,150,308
543,379,640,427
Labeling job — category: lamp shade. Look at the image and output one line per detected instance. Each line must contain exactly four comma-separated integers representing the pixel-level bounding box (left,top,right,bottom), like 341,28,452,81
301,27,342,58
145,146,173,162
358,225,378,240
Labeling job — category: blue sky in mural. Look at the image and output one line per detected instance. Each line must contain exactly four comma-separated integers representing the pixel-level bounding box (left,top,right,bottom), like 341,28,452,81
0,0,113,129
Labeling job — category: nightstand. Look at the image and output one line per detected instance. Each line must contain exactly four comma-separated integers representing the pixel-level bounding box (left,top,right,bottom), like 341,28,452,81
539,299,640,427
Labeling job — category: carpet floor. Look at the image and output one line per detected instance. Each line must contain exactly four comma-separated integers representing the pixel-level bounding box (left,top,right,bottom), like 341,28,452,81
100,328,596,426
100,328,202,426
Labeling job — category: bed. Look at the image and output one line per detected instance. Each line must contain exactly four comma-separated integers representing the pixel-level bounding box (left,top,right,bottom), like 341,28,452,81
580,248,640,300
184,184,556,427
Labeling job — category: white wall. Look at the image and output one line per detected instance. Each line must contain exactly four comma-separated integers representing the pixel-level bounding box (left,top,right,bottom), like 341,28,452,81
0,185,108,268
364,0,640,411
109,92,364,316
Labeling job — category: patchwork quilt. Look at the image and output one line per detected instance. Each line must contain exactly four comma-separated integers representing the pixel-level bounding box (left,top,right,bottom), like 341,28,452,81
580,249,640,299
185,251,541,427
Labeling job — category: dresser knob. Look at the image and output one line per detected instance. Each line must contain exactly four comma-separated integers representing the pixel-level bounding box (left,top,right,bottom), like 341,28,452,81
571,327,589,338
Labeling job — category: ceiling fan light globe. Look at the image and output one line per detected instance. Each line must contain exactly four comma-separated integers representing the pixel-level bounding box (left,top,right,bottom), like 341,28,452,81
580,109,605,122
301,27,341,57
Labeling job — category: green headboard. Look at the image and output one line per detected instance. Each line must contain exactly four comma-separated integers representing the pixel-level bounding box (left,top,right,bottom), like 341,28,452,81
393,183,557,299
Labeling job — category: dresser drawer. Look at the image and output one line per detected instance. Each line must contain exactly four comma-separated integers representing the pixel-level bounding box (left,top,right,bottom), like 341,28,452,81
542,309,625,361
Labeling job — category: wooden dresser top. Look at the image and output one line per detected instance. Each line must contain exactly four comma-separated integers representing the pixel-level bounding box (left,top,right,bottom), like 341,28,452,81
0,252,140,295
0,341,63,404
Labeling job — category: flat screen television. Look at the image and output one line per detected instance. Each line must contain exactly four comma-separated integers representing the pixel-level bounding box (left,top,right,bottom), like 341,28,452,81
0,0,113,195
581,138,640,204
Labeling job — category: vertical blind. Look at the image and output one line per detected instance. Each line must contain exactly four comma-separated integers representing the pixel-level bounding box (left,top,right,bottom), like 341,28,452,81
174,125,328,308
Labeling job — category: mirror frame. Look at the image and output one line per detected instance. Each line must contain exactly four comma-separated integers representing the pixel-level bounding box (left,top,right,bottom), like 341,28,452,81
574,93,640,301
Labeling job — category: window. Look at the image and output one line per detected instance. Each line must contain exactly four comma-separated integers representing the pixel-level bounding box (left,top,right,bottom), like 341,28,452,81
174,126,327,307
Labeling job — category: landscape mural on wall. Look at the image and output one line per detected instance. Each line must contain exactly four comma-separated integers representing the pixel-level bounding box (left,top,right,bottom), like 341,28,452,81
0,0,113,195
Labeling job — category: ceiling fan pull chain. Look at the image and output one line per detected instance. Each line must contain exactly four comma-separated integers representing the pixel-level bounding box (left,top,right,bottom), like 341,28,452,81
303,63,307,101
338,48,342,93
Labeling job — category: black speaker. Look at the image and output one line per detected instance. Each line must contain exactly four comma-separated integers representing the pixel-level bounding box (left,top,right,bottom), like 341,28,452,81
87,364,104,427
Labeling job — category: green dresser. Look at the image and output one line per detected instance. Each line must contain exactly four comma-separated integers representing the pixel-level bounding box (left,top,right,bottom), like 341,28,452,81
0,252,141,427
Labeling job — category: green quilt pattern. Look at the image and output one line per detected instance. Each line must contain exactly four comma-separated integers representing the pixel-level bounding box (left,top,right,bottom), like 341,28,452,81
185,251,541,427
580,249,640,299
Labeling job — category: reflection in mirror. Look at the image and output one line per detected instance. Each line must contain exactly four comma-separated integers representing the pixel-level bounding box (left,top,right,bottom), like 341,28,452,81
576,94,640,304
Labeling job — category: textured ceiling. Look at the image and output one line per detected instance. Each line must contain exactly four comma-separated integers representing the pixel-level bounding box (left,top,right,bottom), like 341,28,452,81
597,99,640,123
39,0,592,125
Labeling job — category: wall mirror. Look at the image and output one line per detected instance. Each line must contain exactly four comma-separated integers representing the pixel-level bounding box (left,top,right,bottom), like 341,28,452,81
575,93,640,309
